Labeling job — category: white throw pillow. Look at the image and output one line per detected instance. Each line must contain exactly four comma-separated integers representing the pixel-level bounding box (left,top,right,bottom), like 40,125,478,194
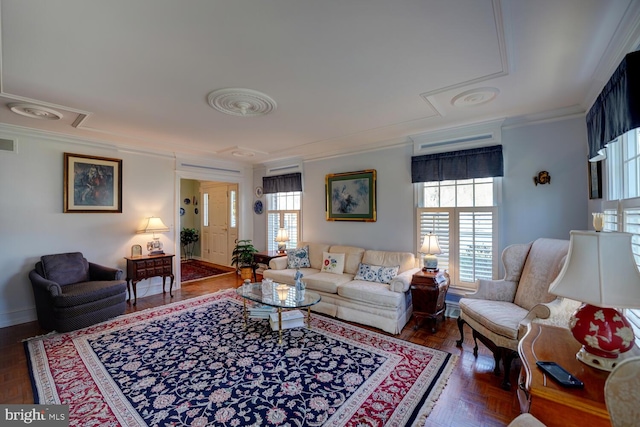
321,252,345,274
354,263,399,284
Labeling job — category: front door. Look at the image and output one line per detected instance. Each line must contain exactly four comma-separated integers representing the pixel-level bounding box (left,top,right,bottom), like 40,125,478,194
200,182,238,266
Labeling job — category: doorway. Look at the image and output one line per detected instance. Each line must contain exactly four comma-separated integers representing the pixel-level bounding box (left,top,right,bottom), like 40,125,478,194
199,182,238,266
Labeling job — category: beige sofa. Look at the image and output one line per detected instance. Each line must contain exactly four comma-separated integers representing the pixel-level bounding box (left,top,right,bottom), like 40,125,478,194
262,242,420,334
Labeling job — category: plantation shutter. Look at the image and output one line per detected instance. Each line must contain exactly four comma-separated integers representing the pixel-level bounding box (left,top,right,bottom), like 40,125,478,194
417,209,451,274
267,212,281,252
458,209,494,284
623,207,640,346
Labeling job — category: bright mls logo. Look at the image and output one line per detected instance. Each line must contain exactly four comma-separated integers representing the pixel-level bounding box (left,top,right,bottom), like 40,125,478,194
1,405,68,426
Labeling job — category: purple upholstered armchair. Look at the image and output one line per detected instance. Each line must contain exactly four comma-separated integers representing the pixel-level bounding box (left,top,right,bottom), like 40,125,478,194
29,252,127,332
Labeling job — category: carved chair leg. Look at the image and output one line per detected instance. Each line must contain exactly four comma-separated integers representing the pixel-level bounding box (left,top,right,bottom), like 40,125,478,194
501,349,518,390
456,316,465,347
492,350,502,376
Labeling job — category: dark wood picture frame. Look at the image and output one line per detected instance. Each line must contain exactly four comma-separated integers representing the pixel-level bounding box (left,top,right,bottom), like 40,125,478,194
589,160,602,200
325,169,376,222
63,152,123,213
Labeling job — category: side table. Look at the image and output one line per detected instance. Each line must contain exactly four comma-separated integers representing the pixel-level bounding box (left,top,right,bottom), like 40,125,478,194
410,270,450,332
253,250,287,280
518,322,640,427
124,254,175,305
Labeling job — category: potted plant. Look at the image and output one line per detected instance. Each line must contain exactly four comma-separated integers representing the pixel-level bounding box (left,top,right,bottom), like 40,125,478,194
180,228,200,260
231,239,258,280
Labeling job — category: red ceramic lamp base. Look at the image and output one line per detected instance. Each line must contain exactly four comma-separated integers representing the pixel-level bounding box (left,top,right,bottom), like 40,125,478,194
570,303,636,371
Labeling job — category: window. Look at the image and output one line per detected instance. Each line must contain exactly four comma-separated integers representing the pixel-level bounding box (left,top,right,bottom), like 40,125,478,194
416,178,499,289
604,128,640,346
266,191,301,252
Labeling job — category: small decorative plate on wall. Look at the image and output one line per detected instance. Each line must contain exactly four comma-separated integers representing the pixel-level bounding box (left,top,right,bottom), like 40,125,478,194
255,186,263,198
180,207,185,216
253,200,263,214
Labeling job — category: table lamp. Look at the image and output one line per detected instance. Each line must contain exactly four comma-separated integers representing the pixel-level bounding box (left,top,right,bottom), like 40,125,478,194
548,230,640,371
275,228,289,253
138,216,170,255
420,233,442,271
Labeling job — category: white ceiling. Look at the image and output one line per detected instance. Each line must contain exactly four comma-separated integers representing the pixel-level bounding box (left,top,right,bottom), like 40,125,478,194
1,0,639,164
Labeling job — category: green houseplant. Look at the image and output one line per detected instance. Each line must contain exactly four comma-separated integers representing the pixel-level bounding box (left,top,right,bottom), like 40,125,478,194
231,239,258,279
180,228,200,260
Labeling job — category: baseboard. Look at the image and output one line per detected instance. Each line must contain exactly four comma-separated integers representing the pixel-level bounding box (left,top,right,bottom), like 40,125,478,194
0,307,37,329
445,300,460,318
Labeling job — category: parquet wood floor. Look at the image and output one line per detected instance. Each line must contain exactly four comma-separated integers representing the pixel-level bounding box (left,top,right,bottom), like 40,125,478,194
0,273,522,426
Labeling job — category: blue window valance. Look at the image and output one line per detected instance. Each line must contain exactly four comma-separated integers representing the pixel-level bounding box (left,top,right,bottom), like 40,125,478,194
263,172,302,194
586,50,640,160
411,145,503,183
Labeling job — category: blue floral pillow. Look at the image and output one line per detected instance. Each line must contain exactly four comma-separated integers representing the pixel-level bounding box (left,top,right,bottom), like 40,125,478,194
354,263,400,284
287,245,311,269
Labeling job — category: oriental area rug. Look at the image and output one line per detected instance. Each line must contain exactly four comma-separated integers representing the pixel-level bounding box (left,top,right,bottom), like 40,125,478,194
24,290,456,427
180,260,235,283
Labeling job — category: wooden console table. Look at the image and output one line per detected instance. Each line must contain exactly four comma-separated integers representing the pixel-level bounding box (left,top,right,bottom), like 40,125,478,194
518,323,640,427
124,254,175,305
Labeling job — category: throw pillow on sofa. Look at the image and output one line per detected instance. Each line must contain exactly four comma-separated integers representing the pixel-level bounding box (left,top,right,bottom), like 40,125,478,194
287,246,311,269
354,263,399,284
321,252,345,274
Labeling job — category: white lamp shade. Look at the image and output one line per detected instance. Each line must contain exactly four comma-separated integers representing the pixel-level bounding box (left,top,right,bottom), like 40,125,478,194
420,234,442,255
548,231,640,308
138,217,170,234
275,228,289,242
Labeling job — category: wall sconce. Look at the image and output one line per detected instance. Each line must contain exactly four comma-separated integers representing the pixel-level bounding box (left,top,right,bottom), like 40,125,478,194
533,171,551,186
138,216,170,255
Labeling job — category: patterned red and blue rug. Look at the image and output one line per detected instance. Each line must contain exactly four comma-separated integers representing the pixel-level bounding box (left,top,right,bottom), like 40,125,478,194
24,290,456,426
180,260,235,283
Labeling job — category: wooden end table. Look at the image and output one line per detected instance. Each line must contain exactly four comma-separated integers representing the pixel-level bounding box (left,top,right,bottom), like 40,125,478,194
410,270,450,332
253,250,287,280
518,322,640,427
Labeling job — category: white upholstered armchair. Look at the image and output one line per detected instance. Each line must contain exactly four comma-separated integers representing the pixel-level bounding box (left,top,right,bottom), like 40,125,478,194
456,238,580,389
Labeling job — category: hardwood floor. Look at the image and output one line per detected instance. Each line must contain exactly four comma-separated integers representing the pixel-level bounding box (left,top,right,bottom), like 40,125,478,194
1,273,522,426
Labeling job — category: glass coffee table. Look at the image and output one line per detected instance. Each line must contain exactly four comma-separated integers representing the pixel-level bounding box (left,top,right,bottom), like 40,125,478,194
236,282,321,344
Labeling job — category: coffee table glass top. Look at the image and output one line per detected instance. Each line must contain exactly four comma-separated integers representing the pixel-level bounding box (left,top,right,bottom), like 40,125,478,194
236,282,321,309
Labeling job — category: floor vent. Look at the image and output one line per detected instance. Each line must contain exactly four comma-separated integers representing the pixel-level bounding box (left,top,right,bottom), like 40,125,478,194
0,138,16,153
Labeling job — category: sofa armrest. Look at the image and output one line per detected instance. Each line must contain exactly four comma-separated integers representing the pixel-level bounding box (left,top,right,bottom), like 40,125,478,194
389,268,421,293
89,262,124,281
29,270,62,296
463,279,517,302
269,256,289,270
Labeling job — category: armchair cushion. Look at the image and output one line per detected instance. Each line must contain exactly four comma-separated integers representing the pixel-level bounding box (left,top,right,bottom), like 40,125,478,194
459,299,529,340
40,252,90,286
513,239,569,311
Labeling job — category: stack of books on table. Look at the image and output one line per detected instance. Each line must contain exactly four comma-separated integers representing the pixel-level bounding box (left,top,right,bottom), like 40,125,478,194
269,309,305,331
249,305,276,319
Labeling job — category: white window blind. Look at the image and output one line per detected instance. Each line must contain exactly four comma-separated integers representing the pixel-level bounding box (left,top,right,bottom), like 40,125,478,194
266,192,301,252
416,178,498,290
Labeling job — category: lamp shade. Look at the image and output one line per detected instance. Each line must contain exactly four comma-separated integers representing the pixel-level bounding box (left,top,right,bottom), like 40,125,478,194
139,217,170,234
548,230,640,308
420,234,442,255
275,228,289,242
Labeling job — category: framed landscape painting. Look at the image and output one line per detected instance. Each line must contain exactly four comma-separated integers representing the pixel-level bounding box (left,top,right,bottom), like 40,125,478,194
63,153,122,213
326,169,376,222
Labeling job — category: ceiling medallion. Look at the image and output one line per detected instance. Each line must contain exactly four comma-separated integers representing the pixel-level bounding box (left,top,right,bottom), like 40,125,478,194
8,103,63,120
451,87,500,107
207,88,277,117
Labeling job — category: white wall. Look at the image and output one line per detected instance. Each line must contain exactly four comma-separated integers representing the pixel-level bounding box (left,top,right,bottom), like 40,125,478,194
501,117,589,246
254,116,589,260
0,127,254,328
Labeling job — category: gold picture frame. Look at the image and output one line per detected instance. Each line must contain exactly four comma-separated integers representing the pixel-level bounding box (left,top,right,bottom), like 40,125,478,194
325,169,376,222
63,153,123,213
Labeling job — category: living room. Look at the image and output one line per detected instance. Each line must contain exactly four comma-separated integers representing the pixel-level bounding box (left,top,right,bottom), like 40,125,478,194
2,1,640,426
